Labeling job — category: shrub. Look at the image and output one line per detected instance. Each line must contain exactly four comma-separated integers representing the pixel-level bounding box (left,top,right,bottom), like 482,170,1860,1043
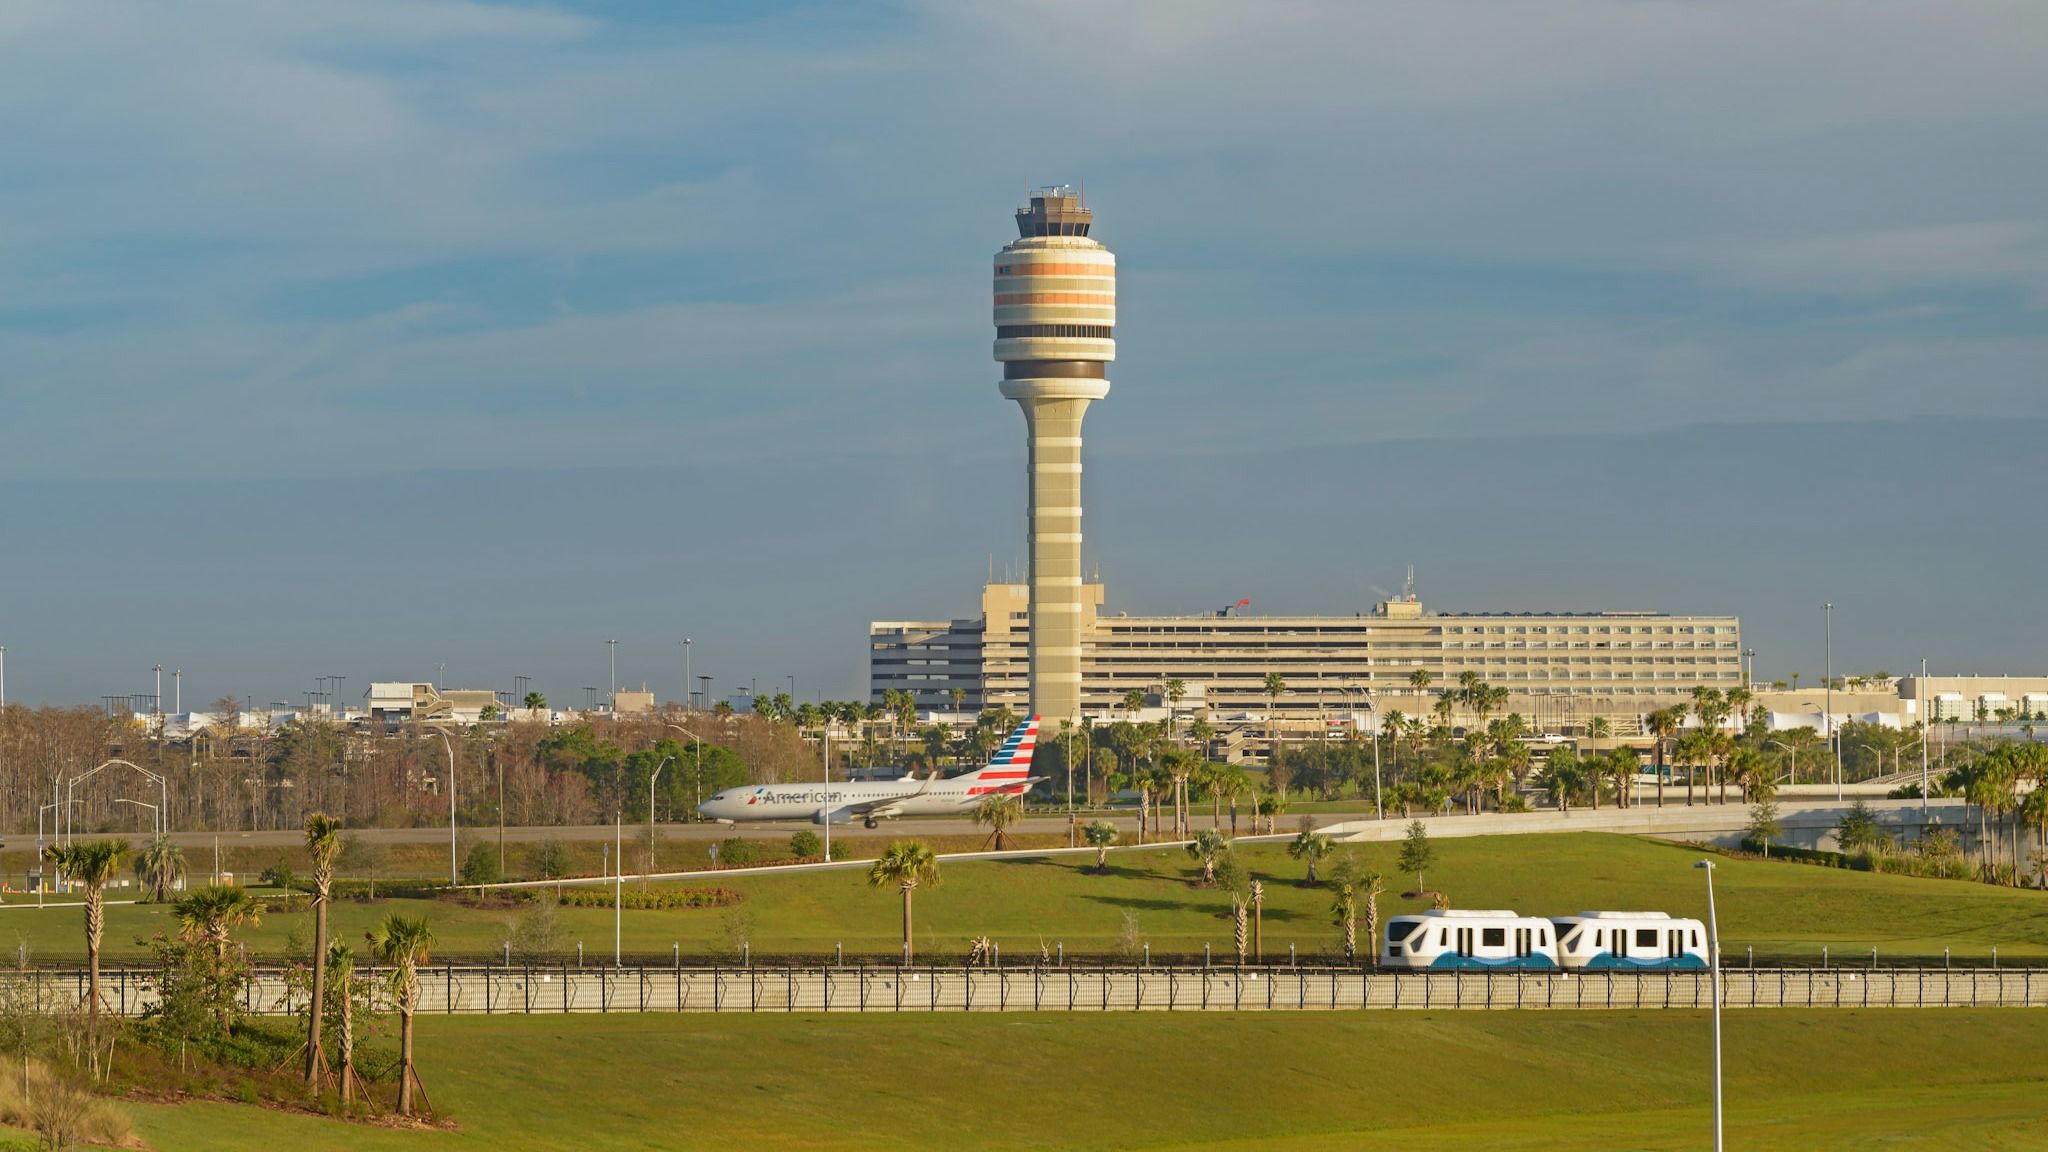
529,838,571,880
789,830,822,860
461,842,504,885
259,861,298,890
715,838,762,867
829,839,853,861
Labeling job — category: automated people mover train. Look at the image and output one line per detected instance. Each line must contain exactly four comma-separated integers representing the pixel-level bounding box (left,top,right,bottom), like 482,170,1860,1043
1381,908,1708,970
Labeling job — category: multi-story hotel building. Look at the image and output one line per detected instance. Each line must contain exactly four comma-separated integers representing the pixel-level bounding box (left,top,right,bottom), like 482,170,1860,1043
871,583,1743,738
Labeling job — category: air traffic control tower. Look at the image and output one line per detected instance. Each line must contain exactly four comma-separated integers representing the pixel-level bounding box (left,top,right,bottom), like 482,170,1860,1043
995,186,1114,724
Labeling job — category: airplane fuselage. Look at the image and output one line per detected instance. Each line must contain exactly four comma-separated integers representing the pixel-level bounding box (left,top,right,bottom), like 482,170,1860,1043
696,778,1029,825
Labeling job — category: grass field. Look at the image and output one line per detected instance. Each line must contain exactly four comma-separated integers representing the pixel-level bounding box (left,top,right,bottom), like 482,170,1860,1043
6,833,2045,961
113,1009,2048,1150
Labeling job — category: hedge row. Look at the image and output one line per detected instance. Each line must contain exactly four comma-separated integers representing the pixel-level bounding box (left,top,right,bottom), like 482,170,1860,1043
551,887,742,911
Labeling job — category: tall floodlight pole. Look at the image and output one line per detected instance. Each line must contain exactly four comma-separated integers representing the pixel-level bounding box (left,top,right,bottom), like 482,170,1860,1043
153,664,164,717
1,645,7,708
1824,603,1838,800
996,186,1113,725
330,675,346,719
607,639,620,707
683,638,693,709
1695,859,1723,1152
173,669,181,714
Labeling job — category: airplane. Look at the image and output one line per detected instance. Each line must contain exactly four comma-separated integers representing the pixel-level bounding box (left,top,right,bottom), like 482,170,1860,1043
695,715,1045,829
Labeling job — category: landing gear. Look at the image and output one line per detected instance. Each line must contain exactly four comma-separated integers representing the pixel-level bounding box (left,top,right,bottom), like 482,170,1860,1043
863,817,878,829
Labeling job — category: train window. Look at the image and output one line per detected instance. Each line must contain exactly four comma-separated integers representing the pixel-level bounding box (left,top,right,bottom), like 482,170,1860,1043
1540,929,1549,946
1561,928,1582,951
1691,929,1700,947
1481,928,1505,948
1635,929,1659,948
1594,930,1604,947
1439,929,1448,947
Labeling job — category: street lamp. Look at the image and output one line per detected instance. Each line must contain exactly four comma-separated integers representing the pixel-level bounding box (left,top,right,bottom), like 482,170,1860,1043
664,723,706,812
607,639,620,707
648,755,673,874
1766,740,1797,785
1823,602,1840,800
1694,858,1723,1152
425,728,457,885
114,798,161,839
682,639,693,709
65,759,169,847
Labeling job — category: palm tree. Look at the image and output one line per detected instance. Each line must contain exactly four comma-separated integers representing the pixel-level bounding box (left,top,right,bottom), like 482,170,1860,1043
1648,707,1682,807
370,913,436,1116
1263,672,1288,770
522,690,546,711
972,792,1024,851
134,833,186,903
1082,820,1119,872
326,943,359,1107
1249,878,1266,962
1257,789,1290,835
1409,668,1432,696
1288,828,1333,884
1215,764,1251,836
868,841,940,961
949,687,967,716
1606,746,1638,809
304,812,345,1085
1331,882,1358,962
43,839,127,1021
1164,678,1187,742
1588,715,1612,741
1357,869,1385,966
1120,688,1146,719
176,882,264,1031
1545,747,1586,813
1182,828,1229,886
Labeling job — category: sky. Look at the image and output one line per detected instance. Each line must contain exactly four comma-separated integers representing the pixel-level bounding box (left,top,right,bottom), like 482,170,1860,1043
2,1,2045,708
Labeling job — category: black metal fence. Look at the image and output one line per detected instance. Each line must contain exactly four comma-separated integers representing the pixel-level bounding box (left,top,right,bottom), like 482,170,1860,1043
10,963,2047,1016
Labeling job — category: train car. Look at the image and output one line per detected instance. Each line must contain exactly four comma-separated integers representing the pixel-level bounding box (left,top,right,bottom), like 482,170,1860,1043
1551,911,1708,970
1380,909,1560,970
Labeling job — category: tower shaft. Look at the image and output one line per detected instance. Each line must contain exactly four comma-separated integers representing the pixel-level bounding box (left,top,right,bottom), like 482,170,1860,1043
993,186,1114,724
1002,380,1107,723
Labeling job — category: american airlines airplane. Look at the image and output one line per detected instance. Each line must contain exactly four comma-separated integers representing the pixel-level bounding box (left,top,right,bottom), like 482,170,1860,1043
695,715,1045,828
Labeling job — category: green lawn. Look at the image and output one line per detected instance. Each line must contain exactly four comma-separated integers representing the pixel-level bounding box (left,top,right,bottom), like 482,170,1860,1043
117,1009,2048,1150
8,833,2045,961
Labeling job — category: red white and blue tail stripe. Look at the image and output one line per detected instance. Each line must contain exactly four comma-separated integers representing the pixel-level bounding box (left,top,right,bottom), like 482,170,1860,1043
964,715,1040,795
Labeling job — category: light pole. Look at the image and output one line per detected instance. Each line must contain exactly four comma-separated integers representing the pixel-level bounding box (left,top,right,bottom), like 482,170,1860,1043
664,724,706,812
648,755,672,874
1,645,7,708
1694,858,1723,1152
1766,740,1797,785
1743,648,1755,687
607,639,620,707
65,759,169,847
114,798,161,839
329,675,346,719
683,639,693,709
614,810,623,966
1919,658,1930,829
698,676,713,715
426,728,457,885
822,725,833,865
173,669,181,714
153,664,163,717
1824,602,1839,800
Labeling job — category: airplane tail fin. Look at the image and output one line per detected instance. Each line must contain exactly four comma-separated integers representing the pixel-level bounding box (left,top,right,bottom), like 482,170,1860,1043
961,716,1040,793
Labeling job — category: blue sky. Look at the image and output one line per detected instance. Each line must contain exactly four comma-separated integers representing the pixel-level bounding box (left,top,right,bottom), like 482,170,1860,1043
2,2,2045,706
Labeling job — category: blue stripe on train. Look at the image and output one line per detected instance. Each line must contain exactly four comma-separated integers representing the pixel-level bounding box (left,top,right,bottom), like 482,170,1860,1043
1425,954,1558,971
1579,953,1708,971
